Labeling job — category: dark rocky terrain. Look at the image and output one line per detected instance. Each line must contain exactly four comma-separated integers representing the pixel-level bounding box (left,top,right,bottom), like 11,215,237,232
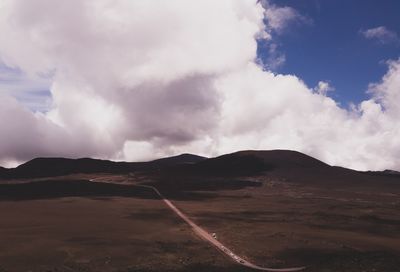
0,150,399,272
0,153,206,179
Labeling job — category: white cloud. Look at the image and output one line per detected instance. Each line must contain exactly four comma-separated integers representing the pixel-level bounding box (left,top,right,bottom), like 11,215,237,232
368,59,400,115
314,81,334,96
260,0,312,34
361,26,399,45
0,0,265,162
0,95,93,163
257,43,286,71
256,1,310,71
214,61,400,171
0,0,400,171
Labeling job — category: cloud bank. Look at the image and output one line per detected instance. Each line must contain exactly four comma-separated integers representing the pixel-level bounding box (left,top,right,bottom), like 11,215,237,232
361,26,399,45
260,0,312,34
0,0,400,171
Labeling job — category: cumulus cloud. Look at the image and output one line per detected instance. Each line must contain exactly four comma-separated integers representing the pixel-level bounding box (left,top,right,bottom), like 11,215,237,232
215,60,400,171
0,0,264,163
0,95,94,164
361,26,399,45
0,0,400,171
256,1,310,71
314,81,334,96
260,0,312,34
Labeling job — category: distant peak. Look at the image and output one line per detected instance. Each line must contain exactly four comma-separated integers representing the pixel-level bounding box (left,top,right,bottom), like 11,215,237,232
150,153,207,165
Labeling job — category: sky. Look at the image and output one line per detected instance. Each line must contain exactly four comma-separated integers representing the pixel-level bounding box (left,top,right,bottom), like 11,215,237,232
257,0,400,105
0,0,400,171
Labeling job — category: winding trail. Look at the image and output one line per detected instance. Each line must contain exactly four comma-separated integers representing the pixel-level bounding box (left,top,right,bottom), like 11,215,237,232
88,177,305,271
135,184,306,271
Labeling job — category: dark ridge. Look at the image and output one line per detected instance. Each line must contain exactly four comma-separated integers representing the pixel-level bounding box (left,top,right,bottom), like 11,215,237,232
0,166,9,178
0,180,156,201
240,149,329,169
160,150,399,191
187,152,272,176
1,157,143,179
365,169,400,178
165,149,329,177
149,153,207,166
0,150,332,180
0,154,207,179
2,150,400,191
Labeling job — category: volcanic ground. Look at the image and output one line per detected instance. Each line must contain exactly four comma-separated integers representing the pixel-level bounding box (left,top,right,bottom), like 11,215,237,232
0,150,399,272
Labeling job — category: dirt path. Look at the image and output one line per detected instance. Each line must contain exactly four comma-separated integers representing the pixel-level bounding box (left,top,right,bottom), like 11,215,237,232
135,184,306,271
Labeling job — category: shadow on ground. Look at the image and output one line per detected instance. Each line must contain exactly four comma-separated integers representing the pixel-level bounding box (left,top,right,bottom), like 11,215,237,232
0,180,156,201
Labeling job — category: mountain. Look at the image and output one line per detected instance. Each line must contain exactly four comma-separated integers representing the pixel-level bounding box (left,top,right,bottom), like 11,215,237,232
149,153,207,166
0,153,207,179
157,150,400,192
1,150,399,191
175,150,329,176
230,150,400,190
0,166,7,175
366,169,400,178
0,157,139,179
244,149,329,169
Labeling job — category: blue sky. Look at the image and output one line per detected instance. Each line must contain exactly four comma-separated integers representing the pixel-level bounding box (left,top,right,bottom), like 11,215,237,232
0,65,52,112
258,0,400,106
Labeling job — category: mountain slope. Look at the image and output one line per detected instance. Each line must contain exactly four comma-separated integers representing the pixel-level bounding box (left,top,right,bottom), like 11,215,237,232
244,149,329,169
0,153,207,179
157,150,400,191
1,158,141,179
1,150,399,191
0,167,7,175
178,150,329,176
149,153,207,166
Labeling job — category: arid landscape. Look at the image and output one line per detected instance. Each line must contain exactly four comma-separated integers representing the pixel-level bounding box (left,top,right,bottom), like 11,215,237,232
2,1,400,271
1,150,399,272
